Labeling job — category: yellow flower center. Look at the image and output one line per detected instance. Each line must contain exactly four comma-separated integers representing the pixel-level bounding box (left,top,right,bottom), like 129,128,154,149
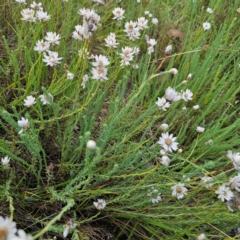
0,228,8,240
165,138,172,146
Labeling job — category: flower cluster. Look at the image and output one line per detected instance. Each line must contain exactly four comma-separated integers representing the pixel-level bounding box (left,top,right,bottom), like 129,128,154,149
20,1,50,22
91,55,110,81
73,8,101,40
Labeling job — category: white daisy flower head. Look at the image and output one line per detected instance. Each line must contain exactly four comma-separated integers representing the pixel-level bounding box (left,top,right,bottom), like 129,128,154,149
112,7,125,21
151,193,162,204
119,46,134,66
237,8,240,13
200,176,214,188
39,93,53,105
203,22,211,30
147,38,157,54
206,7,213,13
215,184,234,202
187,73,192,79
67,71,74,80
93,0,105,4
165,87,181,102
91,67,108,81
12,229,33,240
196,126,205,133
181,89,193,101
0,216,17,240
93,199,106,210
171,183,188,199
165,45,172,54
24,95,36,107
161,155,171,166
1,156,10,167
43,51,62,67
45,32,61,45
159,149,168,155
72,25,86,41
36,10,51,22
144,11,150,15
124,21,140,41
15,0,26,4
92,55,110,68
86,140,96,149
63,219,76,238
152,18,158,24
18,117,30,134
158,132,179,152
21,8,36,22
137,17,148,30
105,33,119,48
227,150,240,170
30,1,43,10
155,97,171,111
34,40,50,53
229,173,240,192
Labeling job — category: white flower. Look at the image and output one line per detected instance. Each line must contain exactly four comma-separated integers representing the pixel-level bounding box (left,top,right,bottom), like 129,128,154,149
43,51,62,67
155,97,171,111
87,140,96,149
227,150,240,170
171,183,188,199
92,67,108,81
23,95,36,107
205,139,213,145
1,156,10,167
147,39,157,54
112,7,125,20
18,117,30,134
15,0,26,3
120,47,134,66
165,45,172,54
158,132,179,152
81,75,88,88
67,71,74,80
39,93,53,105
12,229,33,240
137,17,148,30
182,106,187,110
203,22,211,30
193,105,199,110
196,126,205,133
36,10,51,22
62,219,76,238
92,55,110,68
21,9,36,22
229,173,240,192
45,32,61,45
105,33,119,48
93,199,106,210
30,1,43,10
0,216,17,240
181,89,193,101
72,25,85,41
159,123,169,131
152,18,158,24
151,193,162,203
34,40,50,53
124,21,140,41
159,149,168,155
206,7,213,13
161,155,171,166
215,184,234,202
93,0,105,4
144,11,150,15
165,87,181,102
200,176,214,188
